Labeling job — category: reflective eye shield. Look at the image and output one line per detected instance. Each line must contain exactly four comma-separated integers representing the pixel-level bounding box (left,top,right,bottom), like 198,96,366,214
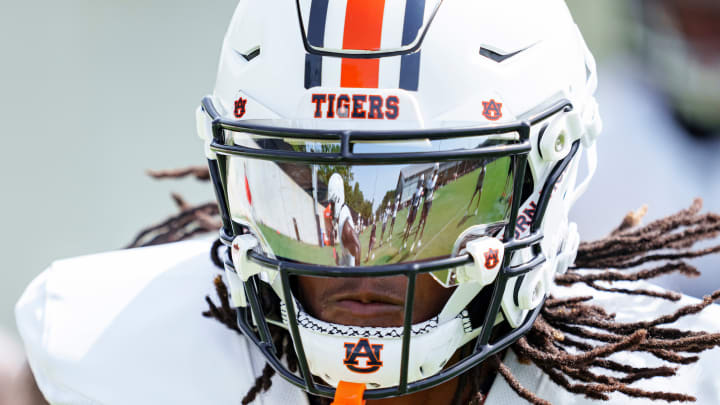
200,95,577,399
226,155,516,269
201,95,573,253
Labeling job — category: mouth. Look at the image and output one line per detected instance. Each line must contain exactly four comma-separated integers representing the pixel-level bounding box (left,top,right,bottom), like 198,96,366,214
325,291,405,325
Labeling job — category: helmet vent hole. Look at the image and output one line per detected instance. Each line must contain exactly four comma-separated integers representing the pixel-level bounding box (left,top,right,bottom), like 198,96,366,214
238,46,260,62
479,46,529,63
585,63,592,82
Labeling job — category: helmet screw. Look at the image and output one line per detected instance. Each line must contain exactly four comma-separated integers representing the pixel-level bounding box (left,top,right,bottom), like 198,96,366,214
555,133,566,152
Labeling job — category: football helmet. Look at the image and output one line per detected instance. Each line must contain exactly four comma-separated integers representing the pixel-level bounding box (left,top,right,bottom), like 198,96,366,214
328,173,345,219
196,0,601,400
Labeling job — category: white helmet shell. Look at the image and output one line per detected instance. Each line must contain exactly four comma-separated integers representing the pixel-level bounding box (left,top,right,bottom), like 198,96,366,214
328,173,345,218
201,0,602,396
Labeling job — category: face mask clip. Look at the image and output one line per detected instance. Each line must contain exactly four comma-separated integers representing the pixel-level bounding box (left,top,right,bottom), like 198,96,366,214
225,234,263,307
434,237,505,287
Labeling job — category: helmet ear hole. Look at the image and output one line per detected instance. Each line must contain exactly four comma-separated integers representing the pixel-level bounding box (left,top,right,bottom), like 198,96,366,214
539,116,572,162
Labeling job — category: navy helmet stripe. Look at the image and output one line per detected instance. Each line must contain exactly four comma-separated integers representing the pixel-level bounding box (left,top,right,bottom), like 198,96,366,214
304,0,329,89
399,0,425,91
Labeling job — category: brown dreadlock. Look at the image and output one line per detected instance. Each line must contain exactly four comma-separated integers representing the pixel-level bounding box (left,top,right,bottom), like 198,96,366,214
126,168,221,249
134,167,720,404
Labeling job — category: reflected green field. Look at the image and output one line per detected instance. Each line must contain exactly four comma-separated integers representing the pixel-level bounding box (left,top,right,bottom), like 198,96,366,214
258,223,336,265
257,158,512,266
358,158,511,265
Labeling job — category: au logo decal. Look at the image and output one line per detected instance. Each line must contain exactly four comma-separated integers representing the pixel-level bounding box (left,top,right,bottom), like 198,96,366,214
482,99,503,121
343,338,384,374
484,248,500,270
234,97,247,119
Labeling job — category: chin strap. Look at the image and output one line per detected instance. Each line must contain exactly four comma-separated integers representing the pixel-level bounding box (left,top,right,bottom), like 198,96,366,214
331,381,366,405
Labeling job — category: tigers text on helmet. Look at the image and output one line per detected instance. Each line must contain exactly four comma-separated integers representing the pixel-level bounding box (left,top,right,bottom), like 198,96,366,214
196,0,601,400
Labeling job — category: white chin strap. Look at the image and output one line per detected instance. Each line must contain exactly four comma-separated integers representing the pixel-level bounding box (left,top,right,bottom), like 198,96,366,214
227,234,508,389
284,304,472,389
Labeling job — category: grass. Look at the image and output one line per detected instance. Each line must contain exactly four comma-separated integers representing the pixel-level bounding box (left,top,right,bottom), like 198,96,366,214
258,223,336,265
257,158,513,267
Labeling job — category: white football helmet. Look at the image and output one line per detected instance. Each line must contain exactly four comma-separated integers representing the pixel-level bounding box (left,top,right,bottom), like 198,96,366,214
328,172,345,218
196,0,601,401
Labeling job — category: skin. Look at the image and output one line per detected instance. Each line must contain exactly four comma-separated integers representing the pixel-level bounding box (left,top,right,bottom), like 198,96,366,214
366,224,376,263
296,273,463,404
466,166,486,213
389,200,398,235
324,206,335,245
417,171,438,239
9,364,48,405
341,219,361,267
380,211,388,244
331,200,362,267
401,198,419,245
0,360,47,405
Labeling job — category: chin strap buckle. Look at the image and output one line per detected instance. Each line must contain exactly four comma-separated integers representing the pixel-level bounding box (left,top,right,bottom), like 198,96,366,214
331,381,366,405
225,234,262,308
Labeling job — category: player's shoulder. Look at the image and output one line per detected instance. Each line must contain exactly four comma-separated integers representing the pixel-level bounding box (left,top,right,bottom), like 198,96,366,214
31,238,215,288
553,281,720,331
487,282,720,404
15,240,307,404
16,240,219,333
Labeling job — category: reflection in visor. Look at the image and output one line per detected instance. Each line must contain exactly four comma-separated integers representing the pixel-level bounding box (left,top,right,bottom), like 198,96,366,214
227,136,516,279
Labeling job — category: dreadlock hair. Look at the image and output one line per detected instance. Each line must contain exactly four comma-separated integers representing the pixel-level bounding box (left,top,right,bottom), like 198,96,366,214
126,167,220,249
135,167,720,404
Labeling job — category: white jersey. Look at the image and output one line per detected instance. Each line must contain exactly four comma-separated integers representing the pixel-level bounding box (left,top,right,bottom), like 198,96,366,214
411,186,423,208
15,240,308,405
336,204,356,266
15,240,720,404
424,174,437,202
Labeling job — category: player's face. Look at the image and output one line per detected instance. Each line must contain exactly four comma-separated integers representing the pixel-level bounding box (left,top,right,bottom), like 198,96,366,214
295,274,454,328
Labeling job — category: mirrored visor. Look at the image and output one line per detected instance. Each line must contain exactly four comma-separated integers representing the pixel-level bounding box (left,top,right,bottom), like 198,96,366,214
225,135,517,271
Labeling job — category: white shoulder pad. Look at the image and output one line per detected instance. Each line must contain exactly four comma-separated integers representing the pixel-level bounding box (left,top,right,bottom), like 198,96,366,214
15,240,308,405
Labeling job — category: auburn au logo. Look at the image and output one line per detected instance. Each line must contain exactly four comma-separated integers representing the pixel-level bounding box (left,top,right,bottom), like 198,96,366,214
343,338,384,373
234,97,247,119
482,99,503,121
484,248,500,269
